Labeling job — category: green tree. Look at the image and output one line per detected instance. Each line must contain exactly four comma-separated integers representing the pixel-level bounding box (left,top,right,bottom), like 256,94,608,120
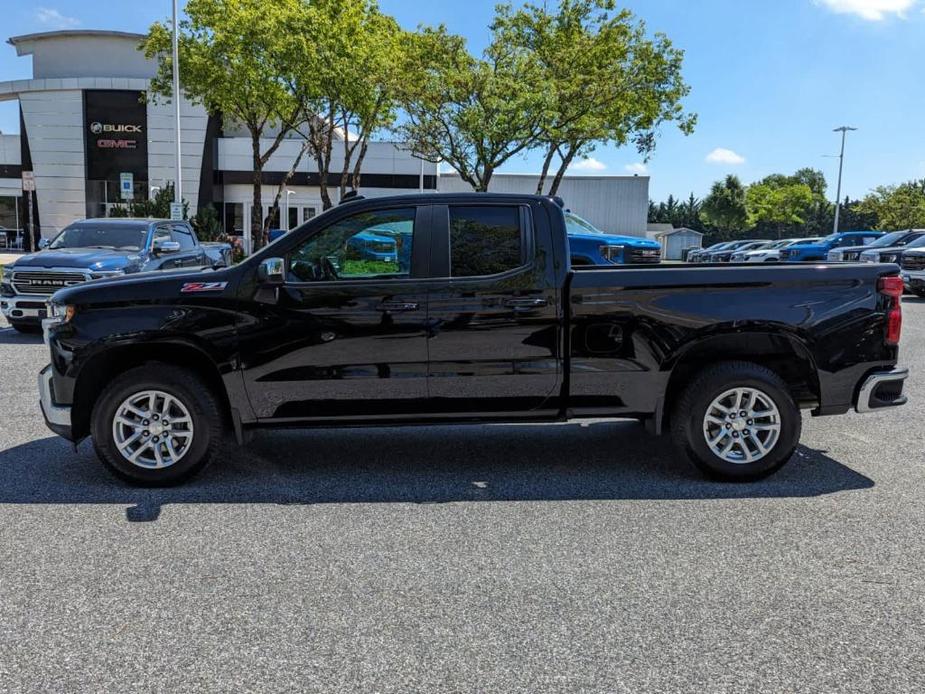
279,0,406,210
142,0,302,248
699,175,748,233
745,181,814,238
108,183,189,219
493,0,695,195
399,25,546,191
856,180,925,230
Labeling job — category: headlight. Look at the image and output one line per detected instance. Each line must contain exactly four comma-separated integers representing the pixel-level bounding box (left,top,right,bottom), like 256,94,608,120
1,266,12,281
89,270,125,280
599,245,624,262
46,302,76,323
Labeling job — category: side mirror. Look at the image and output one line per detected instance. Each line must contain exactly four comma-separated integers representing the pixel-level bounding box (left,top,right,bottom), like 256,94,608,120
257,257,285,284
153,239,181,254
38,238,50,249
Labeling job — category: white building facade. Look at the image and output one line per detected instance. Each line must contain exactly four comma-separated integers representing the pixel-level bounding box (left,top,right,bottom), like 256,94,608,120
0,29,649,250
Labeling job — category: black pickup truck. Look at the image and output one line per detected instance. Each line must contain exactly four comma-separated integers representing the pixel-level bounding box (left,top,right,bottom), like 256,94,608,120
38,193,908,485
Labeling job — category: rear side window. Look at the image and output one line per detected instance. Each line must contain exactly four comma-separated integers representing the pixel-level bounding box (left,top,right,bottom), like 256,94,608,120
449,206,523,277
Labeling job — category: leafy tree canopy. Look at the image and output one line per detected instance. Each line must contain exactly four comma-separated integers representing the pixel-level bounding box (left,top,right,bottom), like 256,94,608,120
856,180,925,230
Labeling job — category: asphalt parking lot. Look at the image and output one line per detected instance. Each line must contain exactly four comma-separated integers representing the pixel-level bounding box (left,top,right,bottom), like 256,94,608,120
1,303,924,693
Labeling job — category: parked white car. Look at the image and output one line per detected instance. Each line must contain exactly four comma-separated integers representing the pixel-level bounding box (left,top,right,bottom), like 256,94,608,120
744,237,823,262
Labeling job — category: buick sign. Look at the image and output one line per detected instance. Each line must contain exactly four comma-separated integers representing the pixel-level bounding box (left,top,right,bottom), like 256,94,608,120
89,122,142,134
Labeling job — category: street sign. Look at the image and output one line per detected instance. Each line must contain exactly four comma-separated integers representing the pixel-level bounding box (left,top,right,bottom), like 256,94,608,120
169,202,184,221
22,171,35,192
120,172,134,201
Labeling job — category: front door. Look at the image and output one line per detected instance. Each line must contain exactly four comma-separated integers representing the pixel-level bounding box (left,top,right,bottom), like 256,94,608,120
425,203,562,416
238,204,430,421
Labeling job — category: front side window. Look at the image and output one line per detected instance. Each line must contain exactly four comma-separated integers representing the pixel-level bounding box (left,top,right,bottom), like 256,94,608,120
172,224,196,250
449,206,523,277
288,207,414,282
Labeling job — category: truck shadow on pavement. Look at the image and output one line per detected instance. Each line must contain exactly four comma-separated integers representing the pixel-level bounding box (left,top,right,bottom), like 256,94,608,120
0,328,43,345
0,421,873,522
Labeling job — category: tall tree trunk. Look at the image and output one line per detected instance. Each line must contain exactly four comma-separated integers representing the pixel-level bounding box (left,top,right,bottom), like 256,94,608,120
478,165,494,192
535,145,557,195
265,139,312,236
547,146,577,197
250,132,264,251
351,138,369,191
339,114,353,200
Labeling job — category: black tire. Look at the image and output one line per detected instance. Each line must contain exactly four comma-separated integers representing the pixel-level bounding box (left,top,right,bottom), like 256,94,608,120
671,361,801,481
10,321,40,333
91,364,225,486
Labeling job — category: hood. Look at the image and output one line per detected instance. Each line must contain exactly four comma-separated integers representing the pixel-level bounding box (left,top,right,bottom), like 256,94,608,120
50,265,227,305
567,231,659,248
831,245,876,256
12,247,141,272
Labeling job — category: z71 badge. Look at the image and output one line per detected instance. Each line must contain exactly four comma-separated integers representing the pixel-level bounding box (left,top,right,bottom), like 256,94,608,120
180,281,228,293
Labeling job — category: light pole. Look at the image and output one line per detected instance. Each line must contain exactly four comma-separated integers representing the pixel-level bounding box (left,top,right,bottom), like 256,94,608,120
832,126,857,234
285,189,295,230
172,0,182,207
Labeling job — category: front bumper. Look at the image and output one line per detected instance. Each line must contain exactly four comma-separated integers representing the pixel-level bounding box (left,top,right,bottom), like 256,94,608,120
38,364,73,439
855,367,908,414
901,269,925,291
1,294,48,323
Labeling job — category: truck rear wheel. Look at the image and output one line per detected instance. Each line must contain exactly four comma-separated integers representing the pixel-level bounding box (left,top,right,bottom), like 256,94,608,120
671,361,801,481
90,365,224,486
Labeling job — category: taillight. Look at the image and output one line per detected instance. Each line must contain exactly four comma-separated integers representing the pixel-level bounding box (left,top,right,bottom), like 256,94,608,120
878,275,903,346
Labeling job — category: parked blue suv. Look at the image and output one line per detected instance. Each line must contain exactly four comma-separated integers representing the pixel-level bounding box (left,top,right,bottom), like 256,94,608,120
779,231,883,262
565,212,661,264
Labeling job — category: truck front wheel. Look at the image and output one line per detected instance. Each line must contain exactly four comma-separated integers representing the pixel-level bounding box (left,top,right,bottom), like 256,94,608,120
90,365,224,486
671,361,801,481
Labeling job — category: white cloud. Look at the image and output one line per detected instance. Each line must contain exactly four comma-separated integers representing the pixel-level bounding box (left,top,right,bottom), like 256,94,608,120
814,0,917,21
624,162,648,174
570,157,607,172
35,8,81,29
705,147,746,165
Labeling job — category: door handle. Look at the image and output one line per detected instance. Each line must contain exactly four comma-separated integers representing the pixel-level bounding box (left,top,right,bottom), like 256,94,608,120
378,300,420,312
503,297,548,309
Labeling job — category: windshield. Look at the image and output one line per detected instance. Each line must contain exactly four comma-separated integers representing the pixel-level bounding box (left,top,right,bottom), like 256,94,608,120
564,212,605,235
49,224,148,251
866,231,907,248
904,235,925,249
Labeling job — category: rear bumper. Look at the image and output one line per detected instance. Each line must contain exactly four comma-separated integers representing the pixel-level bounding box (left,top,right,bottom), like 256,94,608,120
855,367,908,414
38,364,74,439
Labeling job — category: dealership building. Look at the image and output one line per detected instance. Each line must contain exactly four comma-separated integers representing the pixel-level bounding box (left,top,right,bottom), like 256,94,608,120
0,29,649,250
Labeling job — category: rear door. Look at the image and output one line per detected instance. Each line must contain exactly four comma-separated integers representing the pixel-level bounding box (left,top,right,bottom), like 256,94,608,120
238,203,431,421
424,202,562,416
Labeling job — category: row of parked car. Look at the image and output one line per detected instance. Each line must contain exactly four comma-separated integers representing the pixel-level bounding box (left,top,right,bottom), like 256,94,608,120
688,229,925,297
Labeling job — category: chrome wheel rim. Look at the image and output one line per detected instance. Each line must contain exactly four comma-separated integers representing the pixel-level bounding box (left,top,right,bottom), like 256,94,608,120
702,387,781,464
112,390,194,469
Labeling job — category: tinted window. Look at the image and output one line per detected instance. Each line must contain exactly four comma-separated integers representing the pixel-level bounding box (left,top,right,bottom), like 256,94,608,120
289,207,414,282
172,224,196,250
450,206,523,277
49,223,148,251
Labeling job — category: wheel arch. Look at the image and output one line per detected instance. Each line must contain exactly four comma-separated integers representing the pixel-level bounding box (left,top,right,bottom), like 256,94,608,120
654,330,820,434
71,340,233,440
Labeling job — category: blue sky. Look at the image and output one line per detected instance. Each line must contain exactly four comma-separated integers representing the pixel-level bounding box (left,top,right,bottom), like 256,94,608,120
1,0,923,201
